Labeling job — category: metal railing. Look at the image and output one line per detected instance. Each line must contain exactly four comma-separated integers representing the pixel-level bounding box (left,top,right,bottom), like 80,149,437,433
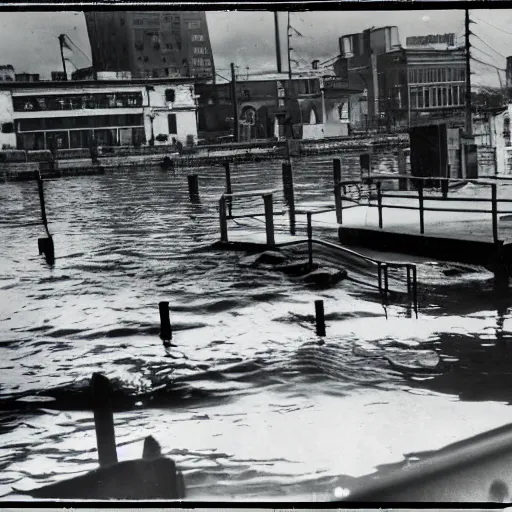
334,172,512,244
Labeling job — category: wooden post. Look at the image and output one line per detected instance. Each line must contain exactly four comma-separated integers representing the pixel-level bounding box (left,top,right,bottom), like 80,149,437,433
441,178,448,199
224,162,233,218
333,158,343,224
37,174,48,227
377,262,382,294
90,373,118,467
282,162,295,235
412,265,418,313
418,180,424,234
159,301,172,342
492,183,498,244
307,212,313,269
377,181,383,229
219,196,228,242
397,148,406,191
187,174,199,203
406,264,412,296
383,263,389,296
315,299,326,337
263,193,275,248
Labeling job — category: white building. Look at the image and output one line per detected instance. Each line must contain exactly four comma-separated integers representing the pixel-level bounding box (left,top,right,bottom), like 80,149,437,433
0,77,201,151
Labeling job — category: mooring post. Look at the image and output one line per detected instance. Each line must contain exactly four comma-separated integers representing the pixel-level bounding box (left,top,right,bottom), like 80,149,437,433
307,211,313,269
159,301,172,342
377,262,382,294
263,193,275,248
90,373,118,467
333,158,343,224
377,181,383,229
282,162,296,235
397,148,406,191
418,180,425,235
315,299,326,337
492,183,498,244
224,161,233,218
37,173,48,227
382,263,389,297
219,196,228,243
406,264,412,296
412,264,418,313
441,178,448,199
187,174,199,203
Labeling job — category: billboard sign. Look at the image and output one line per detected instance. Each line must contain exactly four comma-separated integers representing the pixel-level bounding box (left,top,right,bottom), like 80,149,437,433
406,33,456,48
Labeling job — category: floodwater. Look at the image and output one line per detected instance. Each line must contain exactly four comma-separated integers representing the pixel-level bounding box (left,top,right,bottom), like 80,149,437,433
1,157,512,501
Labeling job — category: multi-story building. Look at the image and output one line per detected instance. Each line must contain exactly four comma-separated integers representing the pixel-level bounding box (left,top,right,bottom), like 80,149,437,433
84,11,214,80
338,27,466,130
196,71,361,143
0,76,202,150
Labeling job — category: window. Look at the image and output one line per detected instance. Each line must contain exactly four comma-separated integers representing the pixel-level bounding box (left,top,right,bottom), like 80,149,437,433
165,89,175,102
442,87,447,106
133,18,143,25
204,59,211,66
165,43,173,50
192,34,204,42
163,16,170,23
153,43,161,50
193,46,207,54
168,113,177,134
437,87,442,107
193,58,204,66
1,122,13,133
424,87,430,108
448,86,453,105
177,42,182,50
120,17,125,26
188,21,201,29
446,68,451,82
152,69,159,78
144,56,149,62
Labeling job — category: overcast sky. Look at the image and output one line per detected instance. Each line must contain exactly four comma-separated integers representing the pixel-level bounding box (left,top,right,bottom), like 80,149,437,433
0,9,510,87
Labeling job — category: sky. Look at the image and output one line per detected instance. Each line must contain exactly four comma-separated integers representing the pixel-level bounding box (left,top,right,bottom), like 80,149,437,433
0,8,511,88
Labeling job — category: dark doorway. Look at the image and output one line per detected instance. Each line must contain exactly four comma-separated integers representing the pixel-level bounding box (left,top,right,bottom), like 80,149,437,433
409,124,448,186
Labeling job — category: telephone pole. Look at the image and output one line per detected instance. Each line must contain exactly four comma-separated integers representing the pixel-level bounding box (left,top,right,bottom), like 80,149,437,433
274,12,282,73
287,12,292,80
230,62,239,143
465,9,472,135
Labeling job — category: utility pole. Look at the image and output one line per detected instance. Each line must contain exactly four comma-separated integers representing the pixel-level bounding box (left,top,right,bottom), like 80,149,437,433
58,34,68,80
274,12,282,73
465,8,472,135
230,62,239,143
287,12,292,80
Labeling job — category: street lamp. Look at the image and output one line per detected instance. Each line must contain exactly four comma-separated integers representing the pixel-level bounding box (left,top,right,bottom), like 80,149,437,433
145,85,156,146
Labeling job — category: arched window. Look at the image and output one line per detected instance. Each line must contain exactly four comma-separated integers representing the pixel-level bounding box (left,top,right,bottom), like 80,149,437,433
309,108,317,125
338,102,349,121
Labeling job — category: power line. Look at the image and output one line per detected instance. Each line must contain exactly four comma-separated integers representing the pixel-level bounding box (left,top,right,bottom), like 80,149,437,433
64,35,92,63
473,15,512,37
471,45,503,65
471,56,506,71
470,30,507,59
215,72,230,82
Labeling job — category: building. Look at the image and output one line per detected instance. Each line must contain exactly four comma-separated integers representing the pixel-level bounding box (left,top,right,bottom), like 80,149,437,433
338,27,466,130
0,77,202,151
0,65,15,82
196,71,361,143
84,11,214,80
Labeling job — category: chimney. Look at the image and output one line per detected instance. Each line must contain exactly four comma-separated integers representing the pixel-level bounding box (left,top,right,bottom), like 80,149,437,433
312,60,319,70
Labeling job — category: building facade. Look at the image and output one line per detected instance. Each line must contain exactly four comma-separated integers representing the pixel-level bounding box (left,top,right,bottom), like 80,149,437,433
0,78,200,150
84,11,214,80
338,26,466,130
197,73,361,143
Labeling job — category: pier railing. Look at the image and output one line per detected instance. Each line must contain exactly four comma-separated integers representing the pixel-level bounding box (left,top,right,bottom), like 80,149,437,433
333,169,512,244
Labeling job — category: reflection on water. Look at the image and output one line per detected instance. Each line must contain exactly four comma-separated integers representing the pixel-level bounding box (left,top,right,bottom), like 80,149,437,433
1,159,512,500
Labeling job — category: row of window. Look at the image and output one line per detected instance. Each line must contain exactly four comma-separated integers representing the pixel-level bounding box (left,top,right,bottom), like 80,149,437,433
13,92,144,112
17,127,146,150
192,58,212,67
408,67,465,84
17,114,144,132
409,85,466,109
193,46,208,55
